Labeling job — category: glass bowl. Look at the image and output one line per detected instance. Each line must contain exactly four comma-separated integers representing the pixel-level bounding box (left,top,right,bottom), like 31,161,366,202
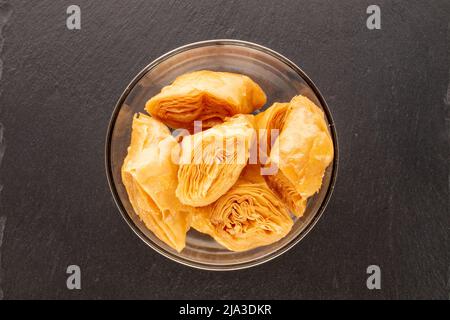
105,39,338,270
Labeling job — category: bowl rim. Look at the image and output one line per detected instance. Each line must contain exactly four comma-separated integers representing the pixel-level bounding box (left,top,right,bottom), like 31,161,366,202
105,39,339,271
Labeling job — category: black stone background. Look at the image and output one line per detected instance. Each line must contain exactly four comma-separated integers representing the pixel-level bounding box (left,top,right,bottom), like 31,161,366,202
0,0,448,300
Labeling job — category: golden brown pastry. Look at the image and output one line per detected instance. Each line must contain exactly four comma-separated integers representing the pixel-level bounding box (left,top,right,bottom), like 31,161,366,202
145,70,266,130
254,102,290,163
191,165,293,252
121,113,193,252
264,171,307,217
256,95,334,216
176,114,255,207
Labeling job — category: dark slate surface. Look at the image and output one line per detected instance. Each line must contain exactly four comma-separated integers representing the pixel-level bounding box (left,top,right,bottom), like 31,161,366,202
0,0,448,300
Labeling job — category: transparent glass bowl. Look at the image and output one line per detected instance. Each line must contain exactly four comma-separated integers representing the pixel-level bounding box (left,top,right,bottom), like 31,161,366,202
105,40,338,270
